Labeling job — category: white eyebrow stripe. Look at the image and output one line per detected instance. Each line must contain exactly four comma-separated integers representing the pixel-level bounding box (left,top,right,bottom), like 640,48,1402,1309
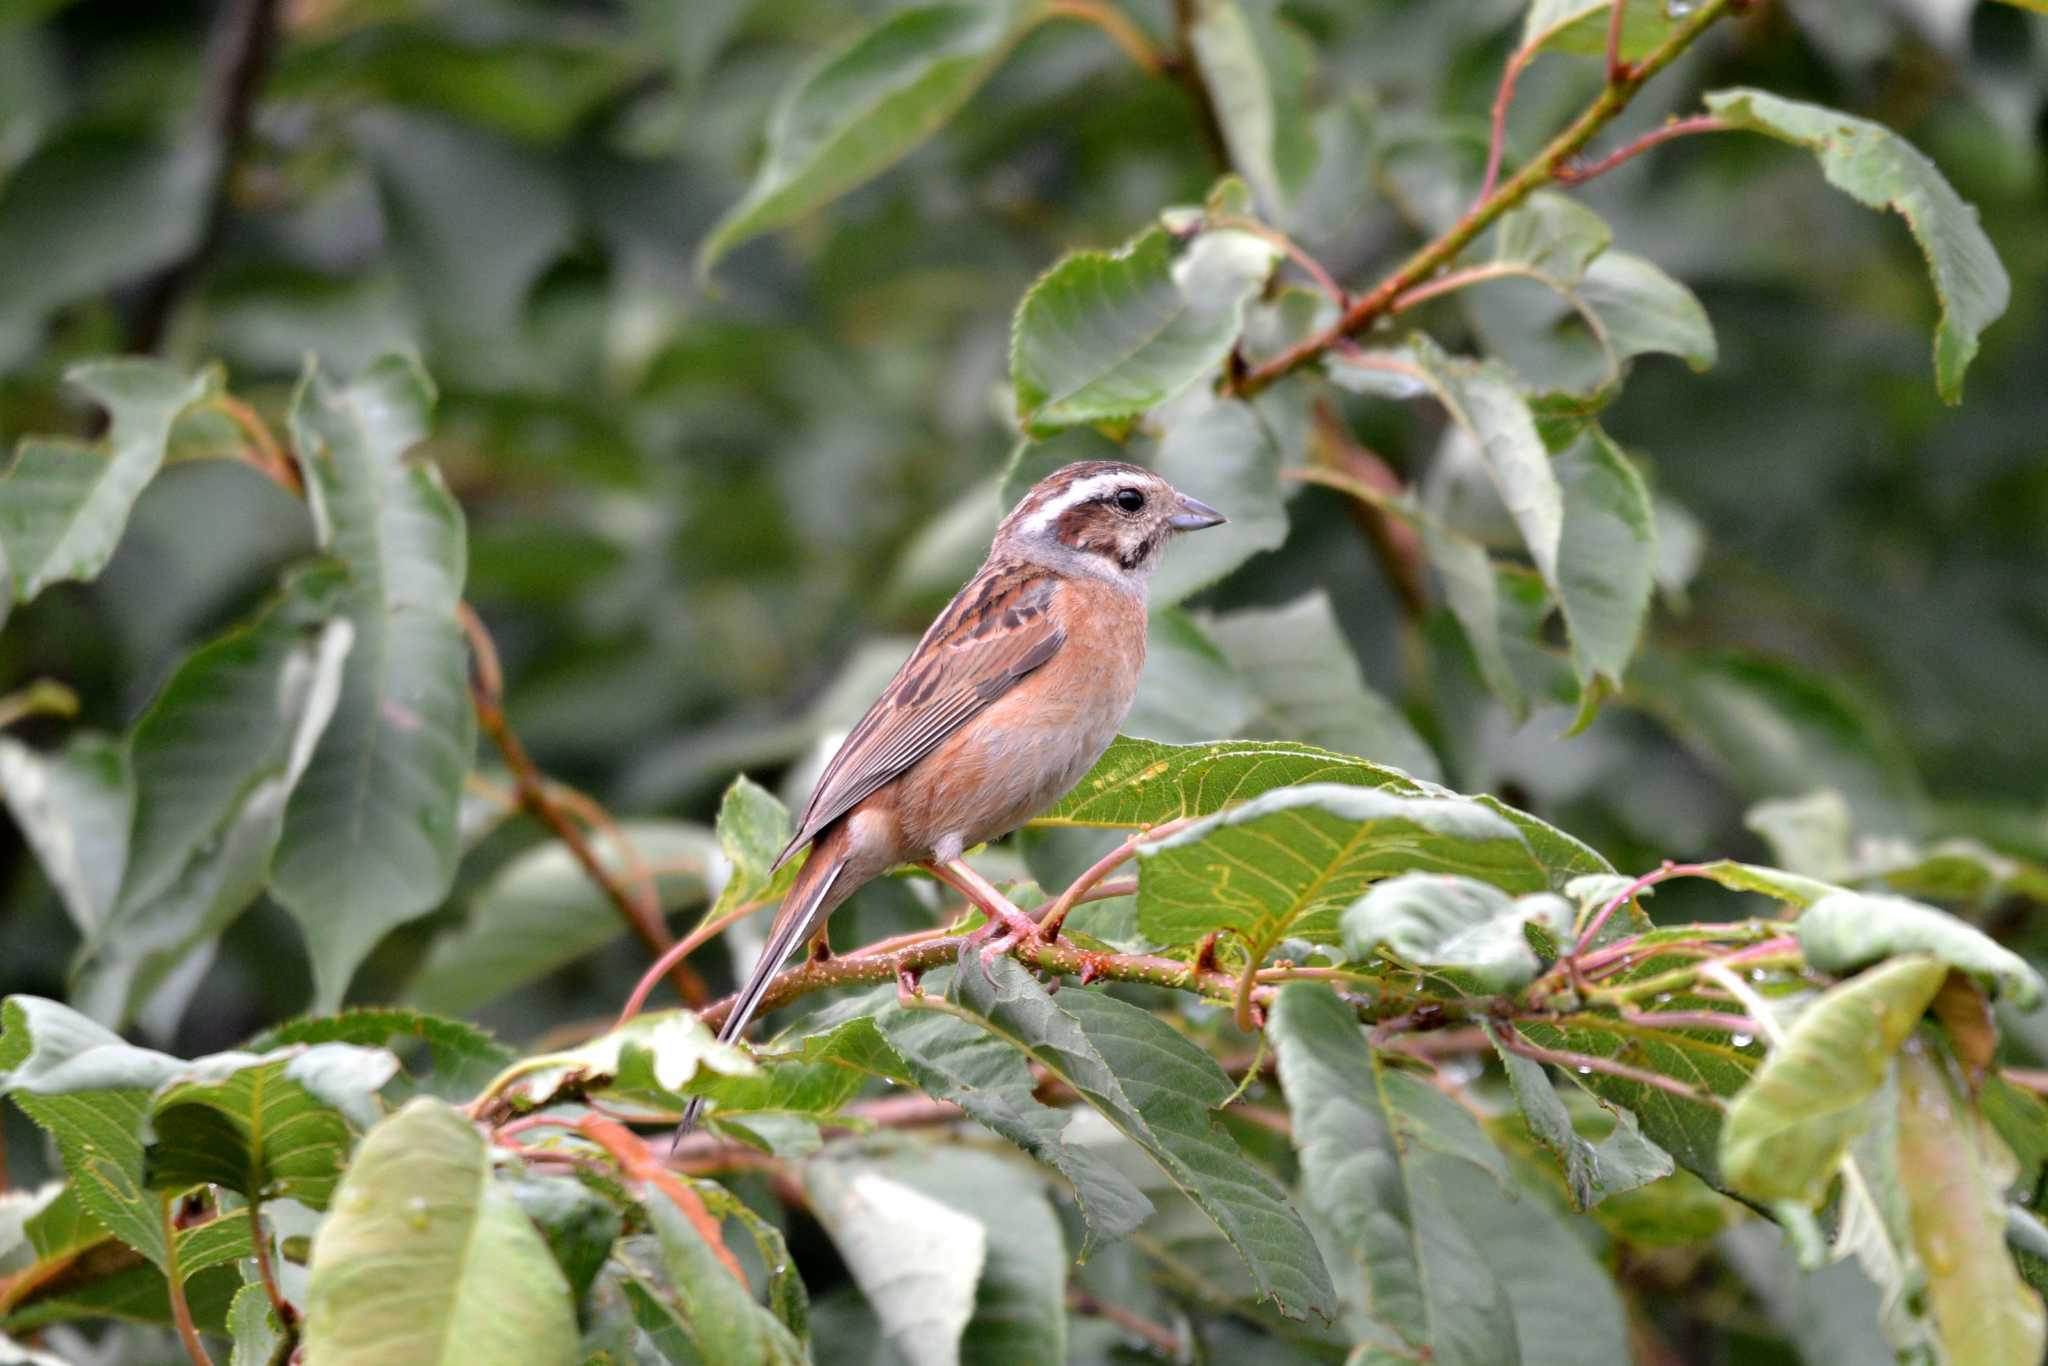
1022,473,1128,534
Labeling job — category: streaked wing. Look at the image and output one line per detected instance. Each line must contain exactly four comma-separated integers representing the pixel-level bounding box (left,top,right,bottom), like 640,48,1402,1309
775,562,1064,867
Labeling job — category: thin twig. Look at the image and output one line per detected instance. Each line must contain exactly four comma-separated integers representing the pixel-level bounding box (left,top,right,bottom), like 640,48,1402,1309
615,896,775,1027
1167,0,1233,168
1043,0,1166,74
575,1116,748,1283
163,1198,215,1366
1228,0,1735,398
246,1201,297,1331
1554,114,1729,185
1387,260,1530,314
1068,1285,1182,1356
1494,1028,1715,1103
459,605,707,1006
205,394,303,495
1615,1009,1761,1035
1212,215,1348,307
1036,818,1198,939
1475,46,1533,206
1307,402,1427,619
129,0,283,351
1605,0,1632,84
1575,860,1711,956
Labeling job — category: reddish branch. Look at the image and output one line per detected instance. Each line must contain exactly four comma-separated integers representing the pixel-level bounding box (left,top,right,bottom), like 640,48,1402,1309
1555,114,1729,184
460,605,708,1006
1226,0,1736,399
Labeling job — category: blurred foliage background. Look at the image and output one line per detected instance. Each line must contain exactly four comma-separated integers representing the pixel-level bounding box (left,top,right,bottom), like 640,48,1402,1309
0,0,2045,1353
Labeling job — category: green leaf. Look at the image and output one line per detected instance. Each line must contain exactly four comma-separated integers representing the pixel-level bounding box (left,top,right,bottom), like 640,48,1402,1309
1011,227,1279,434
76,572,353,1025
1424,523,1525,720
1127,608,1254,742
707,775,797,922
502,1174,623,1307
1896,1044,2047,1363
0,732,132,936
410,821,718,1016
0,361,212,602
698,3,1025,274
1268,983,1516,1364
1510,1015,1756,1185
274,355,475,1009
1206,591,1441,781
803,1155,986,1366
1185,3,1315,218
1720,955,1946,1205
685,1012,905,1127
1407,334,1562,590
877,1004,1152,1254
635,1185,805,1365
1795,891,2044,1009
1575,251,1716,371
228,1283,284,1366
1139,783,1541,955
302,1097,580,1365
1555,429,1656,725
1522,0,1684,60
1703,88,2010,402
144,1044,399,1208
932,955,1336,1321
247,1006,513,1102
858,1143,1069,1365
1341,874,1572,993
1488,1024,1672,1209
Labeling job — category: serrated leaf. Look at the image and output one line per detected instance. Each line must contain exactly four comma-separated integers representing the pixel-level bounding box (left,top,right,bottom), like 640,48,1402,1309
0,361,211,602
698,2,1024,273
247,1006,513,1103
75,573,352,1025
274,355,474,1009
303,1097,579,1365
1796,891,2044,1009
1704,88,2010,402
803,1157,984,1366
1011,227,1278,433
1511,1015,1756,1185
144,1044,399,1208
878,1002,1153,1253
1206,591,1440,780
633,1185,805,1365
1407,334,1562,589
1042,736,1614,889
410,821,718,1016
708,775,797,921
1897,1043,2047,1363
228,1282,284,1366
1269,983,1516,1364
1489,1024,1672,1209
1555,428,1655,724
1522,0,1684,60
0,733,131,936
931,955,1336,1321
1341,874,1572,993
1138,783,1541,956
1720,956,1947,1205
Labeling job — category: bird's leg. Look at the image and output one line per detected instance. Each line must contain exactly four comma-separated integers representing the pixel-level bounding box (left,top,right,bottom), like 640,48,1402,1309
920,859,1046,980
807,924,833,963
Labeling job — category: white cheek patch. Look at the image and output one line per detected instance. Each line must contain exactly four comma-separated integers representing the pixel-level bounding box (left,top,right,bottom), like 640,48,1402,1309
1021,473,1128,537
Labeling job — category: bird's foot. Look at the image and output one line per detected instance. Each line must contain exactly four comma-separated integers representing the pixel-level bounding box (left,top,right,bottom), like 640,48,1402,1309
896,962,925,1006
963,904,1049,985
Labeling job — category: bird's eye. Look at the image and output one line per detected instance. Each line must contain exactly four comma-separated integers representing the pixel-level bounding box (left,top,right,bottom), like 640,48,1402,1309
1114,488,1145,513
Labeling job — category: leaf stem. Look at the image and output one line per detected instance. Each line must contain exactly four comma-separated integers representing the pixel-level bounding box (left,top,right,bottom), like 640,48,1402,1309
1041,0,1167,75
1229,0,1735,398
1605,0,1632,84
163,1198,215,1366
1068,1285,1182,1355
1575,860,1713,956
1494,1027,1715,1103
459,604,708,1006
1554,113,1730,185
246,1200,297,1333
1036,817,1197,939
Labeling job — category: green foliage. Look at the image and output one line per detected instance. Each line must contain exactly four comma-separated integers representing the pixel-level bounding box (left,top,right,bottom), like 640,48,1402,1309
1,1,2044,1362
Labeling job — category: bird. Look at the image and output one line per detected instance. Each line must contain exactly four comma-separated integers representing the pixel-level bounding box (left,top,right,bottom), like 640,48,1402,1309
678,459,1226,1137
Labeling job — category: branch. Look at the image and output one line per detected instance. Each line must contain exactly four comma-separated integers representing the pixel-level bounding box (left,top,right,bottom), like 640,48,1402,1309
162,1197,215,1366
1552,113,1729,184
1494,1026,1715,1104
1069,1285,1182,1355
246,1201,297,1338
1042,0,1167,74
460,605,708,1006
129,0,284,351
1228,0,1736,398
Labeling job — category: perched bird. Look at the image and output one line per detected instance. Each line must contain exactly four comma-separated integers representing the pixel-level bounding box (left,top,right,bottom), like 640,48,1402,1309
680,460,1225,1135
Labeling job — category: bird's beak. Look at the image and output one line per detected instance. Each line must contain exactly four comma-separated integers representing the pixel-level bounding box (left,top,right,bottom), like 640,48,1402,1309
1167,493,1227,531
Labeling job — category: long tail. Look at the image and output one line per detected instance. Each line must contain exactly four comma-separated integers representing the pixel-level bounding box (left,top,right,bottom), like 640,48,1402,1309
675,836,849,1141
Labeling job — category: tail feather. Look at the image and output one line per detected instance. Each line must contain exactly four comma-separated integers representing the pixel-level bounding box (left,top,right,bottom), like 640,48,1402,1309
674,845,848,1142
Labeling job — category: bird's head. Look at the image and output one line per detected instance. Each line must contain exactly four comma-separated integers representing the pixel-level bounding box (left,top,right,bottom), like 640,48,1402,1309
995,460,1227,586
